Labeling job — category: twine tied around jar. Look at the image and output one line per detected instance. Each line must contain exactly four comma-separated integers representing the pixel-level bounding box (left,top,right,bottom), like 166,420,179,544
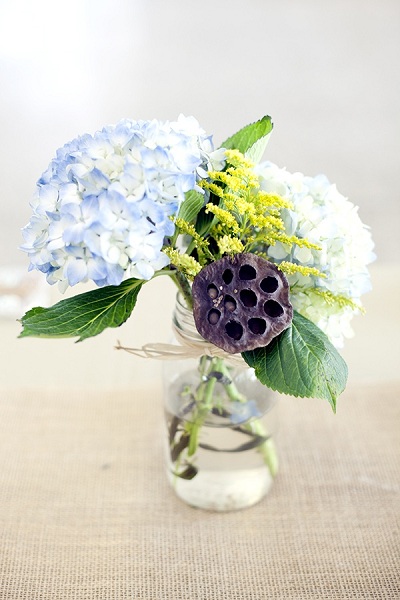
115,295,247,369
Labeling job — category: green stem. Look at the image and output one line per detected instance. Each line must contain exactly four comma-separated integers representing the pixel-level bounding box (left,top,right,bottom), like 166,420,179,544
169,354,279,482
205,359,278,478
242,419,279,478
213,358,246,402
171,271,193,310
187,357,218,456
261,438,279,478
154,267,193,309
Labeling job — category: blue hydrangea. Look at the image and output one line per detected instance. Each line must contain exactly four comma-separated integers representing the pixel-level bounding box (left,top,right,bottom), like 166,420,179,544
21,115,215,289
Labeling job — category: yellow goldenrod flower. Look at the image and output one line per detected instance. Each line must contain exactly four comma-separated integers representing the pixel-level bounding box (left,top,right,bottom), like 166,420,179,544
217,235,245,255
173,217,213,261
278,261,325,279
274,232,322,251
225,149,255,170
198,180,224,198
163,248,202,279
205,203,239,233
257,192,293,210
306,288,365,313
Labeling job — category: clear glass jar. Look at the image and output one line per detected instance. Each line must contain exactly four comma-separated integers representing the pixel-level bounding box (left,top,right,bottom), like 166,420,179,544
163,295,279,511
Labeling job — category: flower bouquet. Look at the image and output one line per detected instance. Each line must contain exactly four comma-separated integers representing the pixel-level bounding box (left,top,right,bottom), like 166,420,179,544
19,115,375,510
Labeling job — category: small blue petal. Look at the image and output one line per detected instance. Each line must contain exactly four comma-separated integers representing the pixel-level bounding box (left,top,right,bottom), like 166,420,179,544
65,259,87,286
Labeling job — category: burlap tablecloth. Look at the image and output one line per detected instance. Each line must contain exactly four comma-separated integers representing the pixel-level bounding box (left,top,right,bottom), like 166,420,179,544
0,383,398,599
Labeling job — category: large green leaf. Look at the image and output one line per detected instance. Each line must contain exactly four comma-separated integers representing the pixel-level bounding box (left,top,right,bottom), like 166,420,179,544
19,278,144,342
221,115,273,163
242,311,348,411
178,190,205,223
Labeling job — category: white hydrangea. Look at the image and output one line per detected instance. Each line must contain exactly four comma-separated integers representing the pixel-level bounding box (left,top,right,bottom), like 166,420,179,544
256,162,376,347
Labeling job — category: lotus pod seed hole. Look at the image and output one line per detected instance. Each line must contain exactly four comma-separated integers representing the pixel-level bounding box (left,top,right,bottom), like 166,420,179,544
239,264,256,280
240,289,258,308
260,276,279,293
224,295,236,312
225,320,243,340
248,318,267,335
222,269,233,284
264,300,284,318
208,309,221,325
207,284,218,299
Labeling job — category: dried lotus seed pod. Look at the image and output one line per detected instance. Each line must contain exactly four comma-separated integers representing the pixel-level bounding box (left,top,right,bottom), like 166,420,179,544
192,253,293,354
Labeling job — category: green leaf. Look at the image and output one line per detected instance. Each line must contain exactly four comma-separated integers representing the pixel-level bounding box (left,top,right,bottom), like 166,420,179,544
19,278,144,342
242,311,348,411
194,191,219,238
178,190,205,223
245,134,273,163
221,115,273,163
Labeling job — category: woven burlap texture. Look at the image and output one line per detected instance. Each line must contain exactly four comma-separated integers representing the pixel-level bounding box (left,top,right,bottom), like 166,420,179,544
0,383,399,600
